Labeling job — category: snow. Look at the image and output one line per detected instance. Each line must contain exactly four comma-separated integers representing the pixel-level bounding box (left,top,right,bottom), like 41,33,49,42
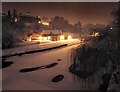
2,41,102,90
2,39,80,56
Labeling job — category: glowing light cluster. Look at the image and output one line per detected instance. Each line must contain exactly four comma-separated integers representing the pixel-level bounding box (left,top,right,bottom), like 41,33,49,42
15,18,18,22
38,21,41,24
38,36,43,40
67,35,72,39
43,37,47,41
60,35,65,40
28,38,31,41
42,22,49,25
47,36,51,40
94,32,99,37
27,34,73,42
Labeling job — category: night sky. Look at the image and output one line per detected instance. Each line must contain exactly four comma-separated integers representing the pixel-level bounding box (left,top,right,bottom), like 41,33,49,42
2,2,118,25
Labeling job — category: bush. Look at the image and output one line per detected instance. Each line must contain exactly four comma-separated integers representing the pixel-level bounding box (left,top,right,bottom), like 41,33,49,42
2,16,23,49
69,45,113,79
2,31,21,49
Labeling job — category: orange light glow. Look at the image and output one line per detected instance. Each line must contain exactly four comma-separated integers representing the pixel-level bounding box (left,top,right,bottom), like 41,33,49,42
47,36,51,40
60,35,64,40
43,37,47,41
38,36,43,40
28,38,31,41
94,32,99,37
67,35,72,39
92,32,99,37
42,22,49,25
38,21,41,24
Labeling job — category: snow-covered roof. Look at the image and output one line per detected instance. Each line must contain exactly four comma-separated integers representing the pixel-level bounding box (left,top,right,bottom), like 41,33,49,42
41,30,62,35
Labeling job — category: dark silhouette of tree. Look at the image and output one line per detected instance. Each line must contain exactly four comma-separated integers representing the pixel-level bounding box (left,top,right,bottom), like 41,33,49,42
50,16,77,33
112,2,120,26
20,12,22,16
27,12,30,16
50,16,70,31
111,1,120,53
74,21,82,33
2,15,26,49
81,24,95,38
7,10,11,16
12,9,17,18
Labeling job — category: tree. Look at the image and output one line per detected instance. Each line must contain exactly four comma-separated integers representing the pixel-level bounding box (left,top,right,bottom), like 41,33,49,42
74,21,82,33
82,24,95,36
112,2,120,52
8,10,11,16
12,9,17,18
50,16,70,31
2,16,25,49
112,2,120,26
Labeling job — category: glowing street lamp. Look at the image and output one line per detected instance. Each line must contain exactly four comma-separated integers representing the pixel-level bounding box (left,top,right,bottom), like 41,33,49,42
15,18,18,22
38,21,41,24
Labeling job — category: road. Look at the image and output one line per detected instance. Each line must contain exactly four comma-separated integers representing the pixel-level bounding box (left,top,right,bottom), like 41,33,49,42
2,44,101,90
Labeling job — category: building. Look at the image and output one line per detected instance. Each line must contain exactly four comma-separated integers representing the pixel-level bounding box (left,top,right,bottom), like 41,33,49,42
41,30,62,41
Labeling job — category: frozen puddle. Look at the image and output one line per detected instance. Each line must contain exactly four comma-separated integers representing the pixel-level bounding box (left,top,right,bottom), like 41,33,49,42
57,59,62,61
20,62,58,73
52,75,64,82
2,61,14,69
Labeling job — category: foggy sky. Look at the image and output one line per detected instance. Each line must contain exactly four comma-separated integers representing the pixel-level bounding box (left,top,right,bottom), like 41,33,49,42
2,2,118,25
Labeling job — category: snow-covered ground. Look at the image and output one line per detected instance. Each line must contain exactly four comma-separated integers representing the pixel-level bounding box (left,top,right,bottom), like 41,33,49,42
2,40,102,90
2,39,80,56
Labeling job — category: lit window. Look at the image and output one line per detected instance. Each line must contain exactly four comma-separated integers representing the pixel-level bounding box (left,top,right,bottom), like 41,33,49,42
42,22,49,25
38,36,43,40
43,37,47,41
60,35,64,40
67,35,72,39
47,36,51,40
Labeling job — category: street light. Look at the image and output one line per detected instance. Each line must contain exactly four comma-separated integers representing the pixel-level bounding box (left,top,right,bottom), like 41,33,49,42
38,21,41,24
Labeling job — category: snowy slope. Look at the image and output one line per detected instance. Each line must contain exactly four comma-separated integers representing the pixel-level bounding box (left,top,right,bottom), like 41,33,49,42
2,44,101,90
2,39,80,56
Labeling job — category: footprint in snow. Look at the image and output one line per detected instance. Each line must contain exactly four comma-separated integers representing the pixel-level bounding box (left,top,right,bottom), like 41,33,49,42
57,59,61,61
1,60,14,69
20,62,58,73
52,75,64,82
